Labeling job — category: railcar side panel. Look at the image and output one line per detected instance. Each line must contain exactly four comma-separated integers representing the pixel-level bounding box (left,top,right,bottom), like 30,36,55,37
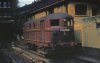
23,13,78,51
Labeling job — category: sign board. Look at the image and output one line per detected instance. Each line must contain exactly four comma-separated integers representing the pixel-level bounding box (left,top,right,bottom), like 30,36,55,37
60,29,70,31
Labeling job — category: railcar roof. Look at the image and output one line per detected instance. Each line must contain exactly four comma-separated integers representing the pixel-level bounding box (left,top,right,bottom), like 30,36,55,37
24,12,73,25
46,12,73,19
38,12,73,20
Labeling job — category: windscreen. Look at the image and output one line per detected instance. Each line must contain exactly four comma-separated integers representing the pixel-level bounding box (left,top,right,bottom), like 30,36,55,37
51,30,74,44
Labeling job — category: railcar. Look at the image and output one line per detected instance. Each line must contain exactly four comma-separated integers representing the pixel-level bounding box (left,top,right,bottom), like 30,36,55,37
23,12,79,54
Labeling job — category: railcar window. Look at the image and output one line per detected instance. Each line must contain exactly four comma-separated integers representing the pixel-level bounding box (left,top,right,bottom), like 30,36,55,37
50,19,59,26
64,20,71,27
75,4,87,15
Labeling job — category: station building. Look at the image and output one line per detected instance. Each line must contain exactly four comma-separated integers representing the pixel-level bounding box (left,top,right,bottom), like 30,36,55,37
16,0,100,49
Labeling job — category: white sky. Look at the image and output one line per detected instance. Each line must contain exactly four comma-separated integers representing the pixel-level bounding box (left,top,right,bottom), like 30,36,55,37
18,0,35,7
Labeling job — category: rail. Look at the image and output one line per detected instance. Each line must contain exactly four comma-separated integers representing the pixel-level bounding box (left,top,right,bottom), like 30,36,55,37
12,46,51,63
75,55,100,63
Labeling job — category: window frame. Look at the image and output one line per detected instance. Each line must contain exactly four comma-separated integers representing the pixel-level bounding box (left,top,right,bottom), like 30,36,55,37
75,3,87,16
8,2,11,8
48,8,54,14
3,2,7,8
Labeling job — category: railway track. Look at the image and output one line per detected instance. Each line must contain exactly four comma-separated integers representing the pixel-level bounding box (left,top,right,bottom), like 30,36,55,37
12,46,100,63
75,55,100,63
12,46,51,63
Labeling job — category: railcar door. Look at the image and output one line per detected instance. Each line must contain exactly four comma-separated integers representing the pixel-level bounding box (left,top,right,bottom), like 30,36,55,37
62,19,75,47
40,20,45,48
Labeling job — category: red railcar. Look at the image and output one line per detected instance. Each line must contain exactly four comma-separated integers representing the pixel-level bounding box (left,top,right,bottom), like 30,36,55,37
23,13,78,52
